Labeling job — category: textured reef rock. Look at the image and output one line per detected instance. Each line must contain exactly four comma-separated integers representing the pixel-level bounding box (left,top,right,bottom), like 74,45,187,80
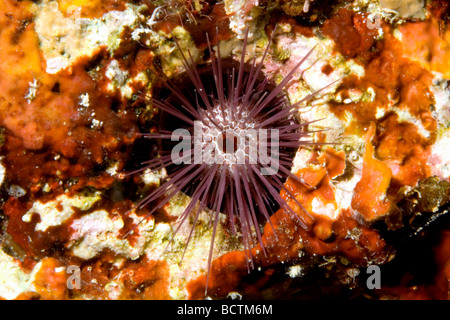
0,0,449,300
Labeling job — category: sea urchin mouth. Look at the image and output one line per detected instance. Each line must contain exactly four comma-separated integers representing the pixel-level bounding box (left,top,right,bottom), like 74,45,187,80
132,27,324,293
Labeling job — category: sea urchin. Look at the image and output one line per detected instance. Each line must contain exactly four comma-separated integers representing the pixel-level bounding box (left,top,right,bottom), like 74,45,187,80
131,27,326,293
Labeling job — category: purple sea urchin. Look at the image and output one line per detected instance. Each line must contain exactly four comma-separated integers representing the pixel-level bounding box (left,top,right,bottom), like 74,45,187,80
131,28,326,292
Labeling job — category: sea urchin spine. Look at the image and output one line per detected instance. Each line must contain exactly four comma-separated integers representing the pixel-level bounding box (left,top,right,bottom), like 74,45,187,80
131,27,326,294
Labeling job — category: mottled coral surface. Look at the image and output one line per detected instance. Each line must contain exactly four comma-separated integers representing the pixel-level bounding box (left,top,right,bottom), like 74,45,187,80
0,0,449,300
